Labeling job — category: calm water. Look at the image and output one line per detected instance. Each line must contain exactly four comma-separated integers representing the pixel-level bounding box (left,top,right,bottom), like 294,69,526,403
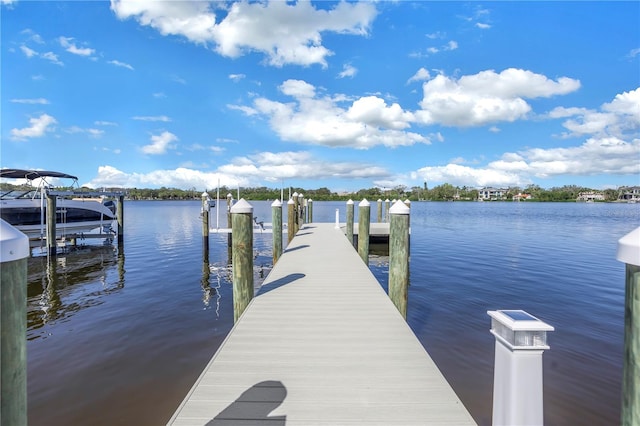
26,200,639,425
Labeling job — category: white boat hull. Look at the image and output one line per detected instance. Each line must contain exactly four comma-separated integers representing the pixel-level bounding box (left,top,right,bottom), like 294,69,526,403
0,198,116,239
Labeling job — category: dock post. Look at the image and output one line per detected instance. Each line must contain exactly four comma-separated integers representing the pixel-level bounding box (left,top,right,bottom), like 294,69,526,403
389,200,410,318
226,193,233,245
357,199,370,265
308,199,313,223
201,192,210,251
299,193,305,225
0,220,29,426
346,199,354,246
292,192,299,234
231,199,254,322
117,194,124,244
287,198,295,245
617,227,640,426
377,199,382,222
385,198,390,222
488,310,554,426
271,200,282,264
45,191,57,256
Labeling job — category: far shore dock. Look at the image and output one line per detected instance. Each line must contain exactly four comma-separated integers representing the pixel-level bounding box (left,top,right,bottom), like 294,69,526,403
168,222,475,425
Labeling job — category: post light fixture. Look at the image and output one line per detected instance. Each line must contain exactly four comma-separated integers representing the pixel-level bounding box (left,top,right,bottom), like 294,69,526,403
488,309,554,426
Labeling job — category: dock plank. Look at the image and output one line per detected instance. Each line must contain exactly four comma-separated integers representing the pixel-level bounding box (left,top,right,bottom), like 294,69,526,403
169,223,475,425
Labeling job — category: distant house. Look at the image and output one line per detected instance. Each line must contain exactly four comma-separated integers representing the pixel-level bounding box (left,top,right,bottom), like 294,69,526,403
513,193,532,201
618,186,640,203
478,187,508,201
577,191,605,202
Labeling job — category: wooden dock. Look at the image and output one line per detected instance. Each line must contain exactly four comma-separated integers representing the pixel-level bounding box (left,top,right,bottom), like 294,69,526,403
169,222,475,425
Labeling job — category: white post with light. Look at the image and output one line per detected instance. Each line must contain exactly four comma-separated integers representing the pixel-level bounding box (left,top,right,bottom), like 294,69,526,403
488,309,554,426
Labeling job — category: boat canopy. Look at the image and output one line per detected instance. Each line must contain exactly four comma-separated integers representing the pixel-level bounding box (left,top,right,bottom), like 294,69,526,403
0,169,79,181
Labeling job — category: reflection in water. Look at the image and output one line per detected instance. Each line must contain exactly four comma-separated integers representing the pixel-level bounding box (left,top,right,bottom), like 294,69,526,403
201,247,224,316
26,245,124,340
201,237,274,312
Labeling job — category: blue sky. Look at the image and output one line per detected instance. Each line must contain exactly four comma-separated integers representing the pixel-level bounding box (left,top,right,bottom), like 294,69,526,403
2,1,639,192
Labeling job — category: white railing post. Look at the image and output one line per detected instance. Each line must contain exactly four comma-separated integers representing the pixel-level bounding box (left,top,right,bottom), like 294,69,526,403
488,310,554,426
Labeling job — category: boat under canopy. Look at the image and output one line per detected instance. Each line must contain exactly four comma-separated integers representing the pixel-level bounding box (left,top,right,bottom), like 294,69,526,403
0,168,117,244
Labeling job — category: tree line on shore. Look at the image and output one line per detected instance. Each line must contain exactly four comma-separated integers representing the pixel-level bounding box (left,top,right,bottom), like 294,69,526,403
99,183,629,202
0,181,630,202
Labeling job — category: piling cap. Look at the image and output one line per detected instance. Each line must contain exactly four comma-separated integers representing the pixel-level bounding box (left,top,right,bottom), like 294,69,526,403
359,198,370,207
389,200,410,215
271,199,282,207
293,192,298,197
617,226,640,266
230,198,253,214
0,219,30,262
347,199,354,205
287,198,294,205
201,192,209,198
377,199,382,202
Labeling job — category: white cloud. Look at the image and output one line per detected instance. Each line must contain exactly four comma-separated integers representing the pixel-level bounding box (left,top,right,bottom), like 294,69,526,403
65,126,105,138
413,163,526,188
229,73,245,82
132,115,171,122
407,67,431,84
87,129,105,138
95,120,118,126
19,42,64,65
110,0,377,67
416,68,581,126
410,88,640,188
109,59,134,70
476,23,491,30
227,104,258,116
10,98,49,104
21,29,44,44
233,79,429,149
171,75,187,85
59,36,95,56
338,64,357,79
141,131,178,154
627,48,640,59
551,87,640,139
10,114,57,140
85,150,391,189
41,51,63,66
20,45,38,58
345,96,414,130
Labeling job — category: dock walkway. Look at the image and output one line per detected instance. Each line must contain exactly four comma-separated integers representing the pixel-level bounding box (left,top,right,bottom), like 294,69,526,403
169,222,475,425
